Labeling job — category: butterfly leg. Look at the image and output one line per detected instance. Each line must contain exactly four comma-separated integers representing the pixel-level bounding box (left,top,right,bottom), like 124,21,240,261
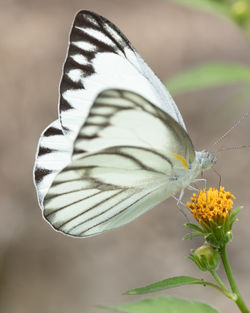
172,190,190,223
189,178,207,191
172,195,185,207
187,185,200,192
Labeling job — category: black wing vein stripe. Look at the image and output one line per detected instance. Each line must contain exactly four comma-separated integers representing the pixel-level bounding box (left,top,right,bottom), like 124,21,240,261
45,184,102,201
78,184,163,235
44,190,103,217
58,189,125,230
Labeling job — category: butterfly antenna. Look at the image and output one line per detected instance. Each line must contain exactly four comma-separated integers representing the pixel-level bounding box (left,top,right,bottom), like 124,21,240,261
211,167,222,189
209,109,250,148
212,143,250,153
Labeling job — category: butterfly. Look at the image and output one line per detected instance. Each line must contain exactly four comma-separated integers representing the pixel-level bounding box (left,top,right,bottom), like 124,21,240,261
33,10,216,237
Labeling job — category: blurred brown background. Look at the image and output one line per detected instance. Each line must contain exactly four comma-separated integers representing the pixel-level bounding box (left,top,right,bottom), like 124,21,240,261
1,0,250,313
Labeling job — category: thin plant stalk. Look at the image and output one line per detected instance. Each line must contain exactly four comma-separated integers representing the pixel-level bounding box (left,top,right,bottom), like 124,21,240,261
220,246,249,313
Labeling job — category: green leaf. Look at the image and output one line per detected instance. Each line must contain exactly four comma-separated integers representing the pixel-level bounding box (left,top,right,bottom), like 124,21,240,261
168,0,231,19
166,63,250,95
126,276,209,295
100,296,220,313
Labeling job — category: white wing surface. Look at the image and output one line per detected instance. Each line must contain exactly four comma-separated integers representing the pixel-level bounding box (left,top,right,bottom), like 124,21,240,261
40,90,195,237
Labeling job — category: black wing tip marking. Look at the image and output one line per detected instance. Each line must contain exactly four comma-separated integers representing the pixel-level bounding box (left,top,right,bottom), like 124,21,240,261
75,10,101,17
71,10,132,53
74,10,113,28
35,168,52,184
75,10,132,47
60,97,73,112
38,146,54,156
74,10,101,27
60,72,84,91
43,126,62,137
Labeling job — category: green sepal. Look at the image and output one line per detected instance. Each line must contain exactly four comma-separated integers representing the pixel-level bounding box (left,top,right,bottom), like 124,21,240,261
228,218,237,230
230,206,243,219
213,226,224,239
185,223,205,233
204,233,214,242
225,231,233,242
228,207,243,230
183,232,205,240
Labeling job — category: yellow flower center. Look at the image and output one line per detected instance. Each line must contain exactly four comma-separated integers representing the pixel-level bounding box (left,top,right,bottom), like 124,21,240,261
187,187,235,227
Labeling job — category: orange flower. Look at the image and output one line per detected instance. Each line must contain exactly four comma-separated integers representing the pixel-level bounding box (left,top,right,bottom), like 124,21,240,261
187,187,235,229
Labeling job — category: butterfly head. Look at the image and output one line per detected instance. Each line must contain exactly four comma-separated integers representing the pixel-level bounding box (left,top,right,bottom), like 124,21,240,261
196,150,216,171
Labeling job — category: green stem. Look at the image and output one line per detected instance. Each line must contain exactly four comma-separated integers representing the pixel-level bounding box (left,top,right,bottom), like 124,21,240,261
220,245,249,313
209,269,237,301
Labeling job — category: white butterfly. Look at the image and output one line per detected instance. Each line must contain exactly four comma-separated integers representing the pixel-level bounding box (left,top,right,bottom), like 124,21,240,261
33,10,215,237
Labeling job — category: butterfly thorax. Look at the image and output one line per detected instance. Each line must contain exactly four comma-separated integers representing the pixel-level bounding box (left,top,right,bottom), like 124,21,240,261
170,150,215,192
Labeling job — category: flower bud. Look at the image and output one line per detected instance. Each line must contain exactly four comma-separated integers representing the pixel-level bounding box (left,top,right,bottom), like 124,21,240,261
190,245,219,272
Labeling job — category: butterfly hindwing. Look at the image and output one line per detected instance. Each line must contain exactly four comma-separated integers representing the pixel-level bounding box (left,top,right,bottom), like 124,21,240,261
43,146,173,237
41,89,195,237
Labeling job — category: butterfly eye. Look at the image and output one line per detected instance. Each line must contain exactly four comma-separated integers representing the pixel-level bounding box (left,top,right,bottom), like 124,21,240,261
196,151,216,170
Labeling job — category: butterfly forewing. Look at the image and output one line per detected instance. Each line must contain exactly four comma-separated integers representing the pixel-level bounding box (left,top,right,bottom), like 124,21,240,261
59,10,186,141
73,89,195,161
